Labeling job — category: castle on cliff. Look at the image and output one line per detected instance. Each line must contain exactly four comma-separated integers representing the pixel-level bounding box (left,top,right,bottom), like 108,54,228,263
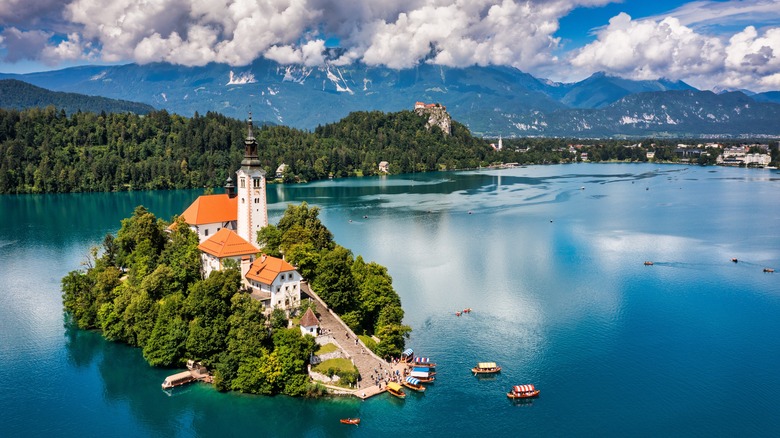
414,101,451,135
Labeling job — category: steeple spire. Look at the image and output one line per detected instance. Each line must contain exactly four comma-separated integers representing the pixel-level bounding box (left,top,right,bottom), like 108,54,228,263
247,111,254,140
242,113,260,166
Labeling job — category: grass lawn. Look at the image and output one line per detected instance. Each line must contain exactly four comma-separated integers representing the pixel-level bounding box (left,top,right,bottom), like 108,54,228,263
313,358,357,375
315,343,338,355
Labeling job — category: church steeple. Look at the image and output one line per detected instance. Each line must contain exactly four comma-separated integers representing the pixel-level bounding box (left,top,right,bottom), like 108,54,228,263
235,112,267,246
242,113,261,167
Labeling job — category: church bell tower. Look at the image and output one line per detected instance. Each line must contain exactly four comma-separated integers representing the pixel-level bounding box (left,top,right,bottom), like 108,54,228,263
235,114,267,247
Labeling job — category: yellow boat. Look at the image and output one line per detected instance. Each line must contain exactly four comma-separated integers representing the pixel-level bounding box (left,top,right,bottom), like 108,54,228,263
472,362,501,375
386,381,406,399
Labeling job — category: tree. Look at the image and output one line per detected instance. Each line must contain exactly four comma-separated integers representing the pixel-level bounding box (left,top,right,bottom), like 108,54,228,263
312,245,357,314
143,293,188,366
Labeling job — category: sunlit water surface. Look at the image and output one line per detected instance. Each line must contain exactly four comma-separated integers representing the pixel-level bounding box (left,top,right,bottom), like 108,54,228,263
2,163,779,437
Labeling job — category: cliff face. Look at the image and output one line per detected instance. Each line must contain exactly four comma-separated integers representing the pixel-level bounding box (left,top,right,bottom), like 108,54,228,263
414,106,451,135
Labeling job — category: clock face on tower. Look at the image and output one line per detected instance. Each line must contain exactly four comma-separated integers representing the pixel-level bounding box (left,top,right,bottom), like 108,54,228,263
254,189,260,195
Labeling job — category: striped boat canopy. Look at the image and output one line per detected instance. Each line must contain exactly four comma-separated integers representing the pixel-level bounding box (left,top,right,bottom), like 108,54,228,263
413,357,430,364
477,362,497,368
401,348,414,357
513,384,536,393
406,376,421,385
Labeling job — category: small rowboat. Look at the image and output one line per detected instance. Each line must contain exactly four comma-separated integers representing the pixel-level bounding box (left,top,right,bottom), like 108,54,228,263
644,261,654,266
731,258,738,263
472,362,501,375
340,418,360,425
507,384,540,399
402,376,426,392
764,268,775,273
386,382,406,399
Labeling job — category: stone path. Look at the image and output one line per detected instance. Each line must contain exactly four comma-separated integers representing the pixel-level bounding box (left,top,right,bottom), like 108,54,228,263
301,283,396,399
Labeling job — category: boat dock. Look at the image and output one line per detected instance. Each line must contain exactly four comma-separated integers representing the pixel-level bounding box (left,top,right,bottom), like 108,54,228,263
162,361,212,390
302,283,410,400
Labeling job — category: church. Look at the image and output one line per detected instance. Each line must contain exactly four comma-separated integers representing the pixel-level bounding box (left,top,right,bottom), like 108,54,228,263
176,116,301,311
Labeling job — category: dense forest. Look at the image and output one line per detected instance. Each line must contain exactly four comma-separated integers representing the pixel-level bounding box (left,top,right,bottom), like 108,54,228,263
0,79,155,116
2,106,778,195
61,202,408,396
0,106,492,194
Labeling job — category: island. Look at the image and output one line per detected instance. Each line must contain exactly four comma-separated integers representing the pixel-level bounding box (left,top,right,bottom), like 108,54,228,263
62,116,410,397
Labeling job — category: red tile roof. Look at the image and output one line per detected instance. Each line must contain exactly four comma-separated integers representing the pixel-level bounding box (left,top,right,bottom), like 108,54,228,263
180,194,237,225
198,228,258,258
245,254,296,285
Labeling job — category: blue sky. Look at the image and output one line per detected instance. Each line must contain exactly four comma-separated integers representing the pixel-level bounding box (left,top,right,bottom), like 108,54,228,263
1,1,780,91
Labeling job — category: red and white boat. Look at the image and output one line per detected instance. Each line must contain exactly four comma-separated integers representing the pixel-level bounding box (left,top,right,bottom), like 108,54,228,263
507,384,540,399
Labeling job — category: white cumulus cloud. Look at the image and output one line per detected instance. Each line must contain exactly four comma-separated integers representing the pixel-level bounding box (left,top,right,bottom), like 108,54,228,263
570,11,780,91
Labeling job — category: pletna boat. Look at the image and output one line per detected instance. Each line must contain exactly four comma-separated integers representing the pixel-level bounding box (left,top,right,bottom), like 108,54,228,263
472,362,501,375
386,382,406,399
402,376,426,392
400,348,414,363
340,418,360,425
410,367,436,382
507,384,540,399
412,357,437,368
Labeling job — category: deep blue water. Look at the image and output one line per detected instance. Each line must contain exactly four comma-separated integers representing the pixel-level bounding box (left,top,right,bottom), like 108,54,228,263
1,163,779,437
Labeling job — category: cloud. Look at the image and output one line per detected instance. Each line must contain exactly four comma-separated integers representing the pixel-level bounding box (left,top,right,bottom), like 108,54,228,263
1,27,52,62
0,0,612,70
2,0,780,91
571,13,725,80
0,0,65,28
570,10,780,91
644,0,780,31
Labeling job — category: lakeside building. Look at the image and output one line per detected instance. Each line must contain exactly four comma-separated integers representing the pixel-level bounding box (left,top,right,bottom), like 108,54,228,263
176,116,301,310
717,146,772,167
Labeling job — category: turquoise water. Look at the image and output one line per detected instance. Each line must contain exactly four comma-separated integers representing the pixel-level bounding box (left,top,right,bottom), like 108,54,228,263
2,163,779,436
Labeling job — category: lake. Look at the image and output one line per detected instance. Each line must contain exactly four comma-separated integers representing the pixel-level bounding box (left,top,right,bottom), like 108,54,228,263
1,163,779,437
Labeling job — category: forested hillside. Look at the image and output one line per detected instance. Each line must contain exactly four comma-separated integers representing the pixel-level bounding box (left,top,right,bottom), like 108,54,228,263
0,107,493,194
0,79,155,115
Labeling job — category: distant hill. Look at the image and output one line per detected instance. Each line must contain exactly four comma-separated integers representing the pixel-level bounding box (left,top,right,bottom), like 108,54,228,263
509,90,780,137
752,91,780,105
3,62,780,137
548,72,695,109
0,79,155,115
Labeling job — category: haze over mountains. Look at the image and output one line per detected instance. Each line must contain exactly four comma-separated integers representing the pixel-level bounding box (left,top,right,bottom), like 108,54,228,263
2,60,780,138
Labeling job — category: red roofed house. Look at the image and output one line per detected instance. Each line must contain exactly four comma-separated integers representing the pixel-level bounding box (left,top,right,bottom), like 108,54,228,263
245,254,302,309
198,228,259,279
179,192,237,243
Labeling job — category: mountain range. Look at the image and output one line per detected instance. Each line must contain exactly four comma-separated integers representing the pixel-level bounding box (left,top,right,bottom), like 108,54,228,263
2,60,780,138
0,79,155,115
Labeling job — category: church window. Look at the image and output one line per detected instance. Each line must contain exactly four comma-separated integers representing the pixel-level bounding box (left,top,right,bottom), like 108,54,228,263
240,178,246,188
253,178,261,188
241,198,245,204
